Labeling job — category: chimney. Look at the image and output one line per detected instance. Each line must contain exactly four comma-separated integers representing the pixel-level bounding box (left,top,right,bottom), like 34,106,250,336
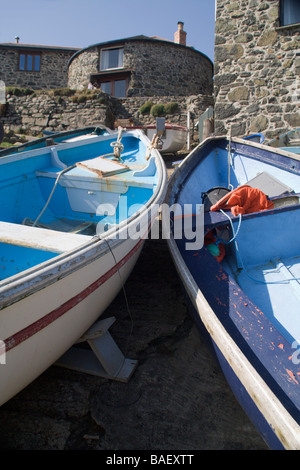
15,36,20,44
174,21,186,46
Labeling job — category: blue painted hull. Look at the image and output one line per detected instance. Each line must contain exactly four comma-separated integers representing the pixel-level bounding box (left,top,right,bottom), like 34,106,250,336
0,126,111,157
165,136,300,449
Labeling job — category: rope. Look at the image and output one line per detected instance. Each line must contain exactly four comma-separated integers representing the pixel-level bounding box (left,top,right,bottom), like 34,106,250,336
97,126,124,161
31,164,76,227
227,127,233,191
110,126,124,160
145,134,162,160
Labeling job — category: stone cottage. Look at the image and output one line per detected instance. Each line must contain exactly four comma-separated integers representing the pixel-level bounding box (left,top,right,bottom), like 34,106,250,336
68,22,213,98
214,0,300,140
0,41,79,90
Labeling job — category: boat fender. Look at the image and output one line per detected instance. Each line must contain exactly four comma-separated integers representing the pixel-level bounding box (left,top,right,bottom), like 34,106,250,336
207,243,220,257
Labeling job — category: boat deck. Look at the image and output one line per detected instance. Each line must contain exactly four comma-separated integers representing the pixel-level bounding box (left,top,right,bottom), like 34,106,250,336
223,255,300,344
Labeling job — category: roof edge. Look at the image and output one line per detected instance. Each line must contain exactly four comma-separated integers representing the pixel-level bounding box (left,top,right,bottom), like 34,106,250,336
68,35,213,67
0,43,79,52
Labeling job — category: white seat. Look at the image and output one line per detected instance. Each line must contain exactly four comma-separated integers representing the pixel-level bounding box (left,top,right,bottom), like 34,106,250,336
0,222,92,253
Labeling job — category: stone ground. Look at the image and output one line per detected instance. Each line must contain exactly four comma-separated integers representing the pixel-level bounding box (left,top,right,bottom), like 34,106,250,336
0,154,269,451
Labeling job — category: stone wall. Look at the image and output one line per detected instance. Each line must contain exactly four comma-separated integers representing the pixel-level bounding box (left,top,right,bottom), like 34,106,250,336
1,91,115,134
1,90,213,143
67,47,99,90
214,0,300,140
68,38,213,97
0,46,77,90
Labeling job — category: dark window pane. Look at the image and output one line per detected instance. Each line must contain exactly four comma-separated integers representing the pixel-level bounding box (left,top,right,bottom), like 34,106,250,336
100,82,111,94
19,54,25,70
281,0,300,25
34,55,40,71
114,79,126,98
27,55,33,71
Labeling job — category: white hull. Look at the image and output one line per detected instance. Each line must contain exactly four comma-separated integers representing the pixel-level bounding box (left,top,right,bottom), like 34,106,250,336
131,125,187,153
1,234,144,405
0,216,156,405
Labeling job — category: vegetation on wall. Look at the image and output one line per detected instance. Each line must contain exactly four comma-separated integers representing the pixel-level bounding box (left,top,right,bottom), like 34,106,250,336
139,101,179,117
6,87,34,97
139,101,154,115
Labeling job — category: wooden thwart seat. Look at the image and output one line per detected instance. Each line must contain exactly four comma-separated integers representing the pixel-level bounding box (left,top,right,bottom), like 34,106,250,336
0,222,92,253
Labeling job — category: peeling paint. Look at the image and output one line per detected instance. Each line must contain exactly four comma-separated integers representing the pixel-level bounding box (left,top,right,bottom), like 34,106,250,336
286,369,299,385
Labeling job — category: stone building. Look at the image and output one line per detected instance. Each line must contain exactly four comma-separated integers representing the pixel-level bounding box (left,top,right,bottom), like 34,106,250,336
214,0,300,140
0,42,79,90
68,22,213,98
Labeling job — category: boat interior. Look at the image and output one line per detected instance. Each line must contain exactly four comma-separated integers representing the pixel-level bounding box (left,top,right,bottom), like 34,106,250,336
0,132,159,280
174,140,300,345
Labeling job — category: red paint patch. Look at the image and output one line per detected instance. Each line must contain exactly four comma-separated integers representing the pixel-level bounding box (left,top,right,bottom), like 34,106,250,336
286,369,299,385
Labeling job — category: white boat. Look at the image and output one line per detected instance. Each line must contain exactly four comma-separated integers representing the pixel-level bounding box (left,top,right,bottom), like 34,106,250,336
127,123,188,154
0,128,167,406
268,128,300,155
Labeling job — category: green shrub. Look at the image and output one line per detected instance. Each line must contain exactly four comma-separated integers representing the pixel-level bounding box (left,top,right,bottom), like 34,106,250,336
150,103,165,117
165,102,179,114
77,94,87,103
139,101,154,115
6,87,34,96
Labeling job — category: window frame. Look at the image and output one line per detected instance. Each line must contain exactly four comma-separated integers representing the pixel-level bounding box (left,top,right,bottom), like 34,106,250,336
100,47,124,72
18,52,41,72
100,76,128,98
92,70,130,98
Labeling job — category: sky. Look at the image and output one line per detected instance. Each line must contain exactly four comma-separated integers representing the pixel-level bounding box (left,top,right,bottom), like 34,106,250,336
0,0,216,62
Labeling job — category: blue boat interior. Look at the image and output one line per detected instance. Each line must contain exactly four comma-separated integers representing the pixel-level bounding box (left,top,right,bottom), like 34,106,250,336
174,139,300,347
0,132,159,280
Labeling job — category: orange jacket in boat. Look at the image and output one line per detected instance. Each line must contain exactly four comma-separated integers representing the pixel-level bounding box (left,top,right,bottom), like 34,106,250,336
210,185,274,216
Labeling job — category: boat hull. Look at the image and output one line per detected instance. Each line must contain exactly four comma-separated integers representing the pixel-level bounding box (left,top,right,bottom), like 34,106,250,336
182,284,284,449
130,124,187,154
0,234,143,406
165,136,300,449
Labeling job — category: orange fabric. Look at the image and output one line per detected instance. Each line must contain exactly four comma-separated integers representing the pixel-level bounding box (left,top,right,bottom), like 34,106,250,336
210,185,274,216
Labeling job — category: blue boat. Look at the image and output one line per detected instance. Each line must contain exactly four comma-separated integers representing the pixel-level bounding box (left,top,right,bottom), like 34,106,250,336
0,125,112,157
0,127,167,406
164,136,300,449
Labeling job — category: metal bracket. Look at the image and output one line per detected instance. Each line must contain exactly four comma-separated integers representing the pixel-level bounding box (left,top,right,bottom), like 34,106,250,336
56,316,138,382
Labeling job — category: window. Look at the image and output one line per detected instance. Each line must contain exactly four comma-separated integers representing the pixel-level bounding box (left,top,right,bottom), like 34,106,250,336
280,0,300,26
19,53,41,71
100,48,124,71
100,78,127,98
